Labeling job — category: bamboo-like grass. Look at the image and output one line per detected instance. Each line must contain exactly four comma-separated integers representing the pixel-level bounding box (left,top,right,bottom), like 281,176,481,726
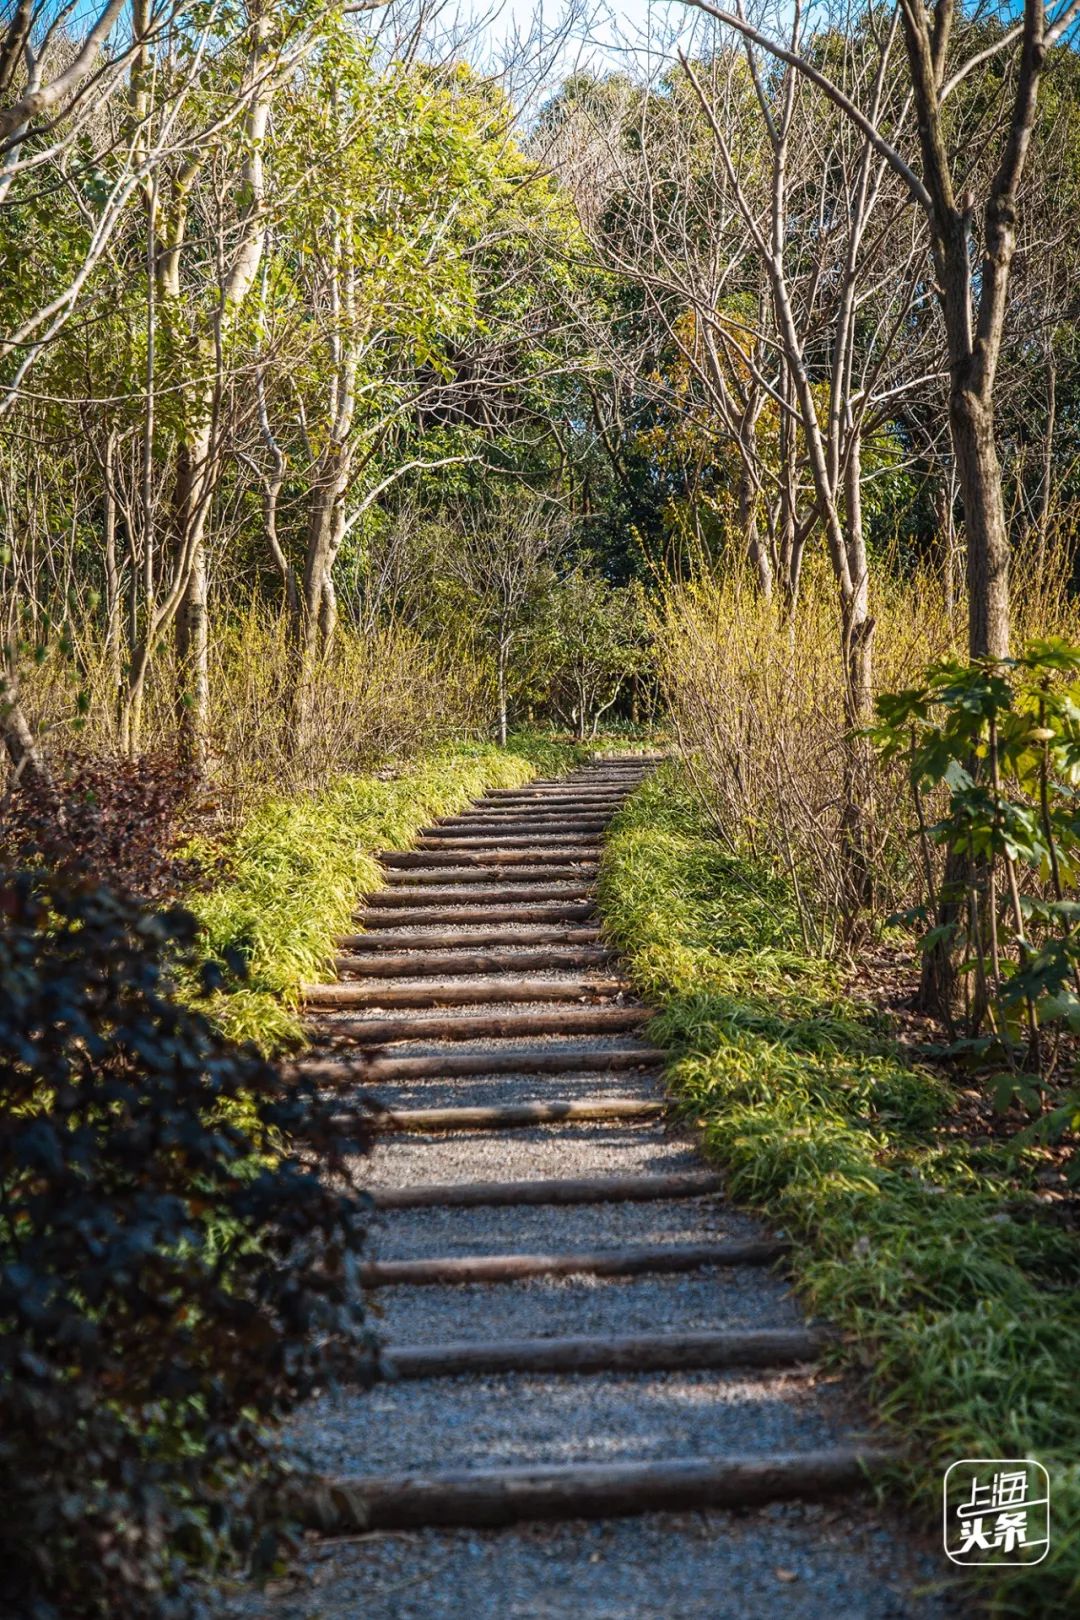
598,766,1080,1620
190,734,594,1050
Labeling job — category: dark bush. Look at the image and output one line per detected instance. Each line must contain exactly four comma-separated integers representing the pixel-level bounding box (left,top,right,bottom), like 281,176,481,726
0,869,373,1619
0,752,205,903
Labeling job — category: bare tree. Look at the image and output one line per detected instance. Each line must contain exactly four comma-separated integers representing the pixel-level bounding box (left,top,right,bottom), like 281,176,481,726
443,497,564,745
685,0,1080,659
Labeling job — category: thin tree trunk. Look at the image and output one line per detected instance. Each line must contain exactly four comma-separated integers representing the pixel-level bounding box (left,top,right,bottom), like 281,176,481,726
176,537,209,770
102,429,122,706
936,464,958,620
171,426,213,771
0,661,53,796
497,638,509,747
738,455,772,598
293,468,348,757
1037,339,1056,554
839,434,875,920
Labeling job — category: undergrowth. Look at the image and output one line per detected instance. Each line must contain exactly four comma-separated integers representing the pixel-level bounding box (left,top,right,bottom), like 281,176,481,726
191,734,592,1050
598,766,1080,1618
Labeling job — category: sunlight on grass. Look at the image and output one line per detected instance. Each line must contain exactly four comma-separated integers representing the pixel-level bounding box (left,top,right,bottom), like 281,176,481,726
189,734,591,1050
599,766,1080,1619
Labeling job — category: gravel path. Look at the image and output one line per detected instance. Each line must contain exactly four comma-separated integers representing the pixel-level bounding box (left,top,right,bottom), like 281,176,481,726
355,1120,707,1186
352,1070,661,1111
217,1506,955,1619
370,1192,766,1259
374,1268,807,1344
291,1367,843,1477
214,759,959,1619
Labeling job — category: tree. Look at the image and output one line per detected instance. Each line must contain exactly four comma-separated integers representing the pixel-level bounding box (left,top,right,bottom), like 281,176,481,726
685,0,1080,660
546,566,649,739
441,496,565,745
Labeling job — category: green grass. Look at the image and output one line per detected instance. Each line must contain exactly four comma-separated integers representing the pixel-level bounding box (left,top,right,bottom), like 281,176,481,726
190,735,590,1050
598,766,1080,1618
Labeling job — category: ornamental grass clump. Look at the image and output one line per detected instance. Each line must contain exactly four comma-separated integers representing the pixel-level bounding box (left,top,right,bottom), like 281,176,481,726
0,870,374,1620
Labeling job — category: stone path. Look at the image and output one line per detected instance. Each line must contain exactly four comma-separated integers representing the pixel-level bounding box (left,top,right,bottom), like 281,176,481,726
219,757,957,1618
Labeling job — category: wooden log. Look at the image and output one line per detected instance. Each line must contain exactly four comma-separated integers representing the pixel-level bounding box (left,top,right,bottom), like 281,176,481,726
335,927,603,951
308,1004,649,1045
428,817,609,832
352,904,596,928
359,1237,785,1286
424,829,607,841
334,946,613,975
299,1041,667,1083
481,784,631,796
303,976,628,1009
382,863,597,886
437,802,614,813
382,1327,825,1380
481,794,628,807
370,1169,723,1209
361,1098,665,1131
425,823,606,835
417,835,605,848
288,1448,886,1534
361,886,594,908
414,848,605,861
380,849,600,869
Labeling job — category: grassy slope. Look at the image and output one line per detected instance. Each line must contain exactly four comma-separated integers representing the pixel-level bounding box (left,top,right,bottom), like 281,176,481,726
598,766,1080,1618
192,735,590,1050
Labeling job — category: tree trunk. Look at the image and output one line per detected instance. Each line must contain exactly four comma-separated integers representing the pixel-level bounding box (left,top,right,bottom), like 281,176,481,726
102,430,122,708
838,436,875,921
0,659,55,802
496,639,509,748
935,465,959,621
293,470,347,759
739,457,773,599
171,425,213,772
1037,339,1056,557
175,539,209,772
319,571,337,648
920,393,1011,1014
950,389,1010,660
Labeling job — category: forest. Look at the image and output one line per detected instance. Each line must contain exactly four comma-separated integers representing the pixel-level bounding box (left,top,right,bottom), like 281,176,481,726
2,1,1080,1616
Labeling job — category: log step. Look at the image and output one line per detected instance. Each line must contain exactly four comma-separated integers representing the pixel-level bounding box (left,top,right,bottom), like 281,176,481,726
370,1169,724,1209
300,1041,667,1082
382,864,597,886
380,849,600,870
481,795,629,808
288,1448,886,1535
363,886,594,907
383,1327,825,1380
428,818,610,833
415,834,603,850
352,904,596,927
336,928,603,952
304,976,629,1009
479,791,629,803
334,946,613,975
308,1004,650,1046
350,1098,668,1132
359,1237,786,1286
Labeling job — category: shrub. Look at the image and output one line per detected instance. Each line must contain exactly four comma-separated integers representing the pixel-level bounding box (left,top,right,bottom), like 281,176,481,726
652,537,1080,948
0,870,373,1619
1,752,201,903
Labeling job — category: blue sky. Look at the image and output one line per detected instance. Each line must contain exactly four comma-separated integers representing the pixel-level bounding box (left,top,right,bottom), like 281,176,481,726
461,0,696,73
